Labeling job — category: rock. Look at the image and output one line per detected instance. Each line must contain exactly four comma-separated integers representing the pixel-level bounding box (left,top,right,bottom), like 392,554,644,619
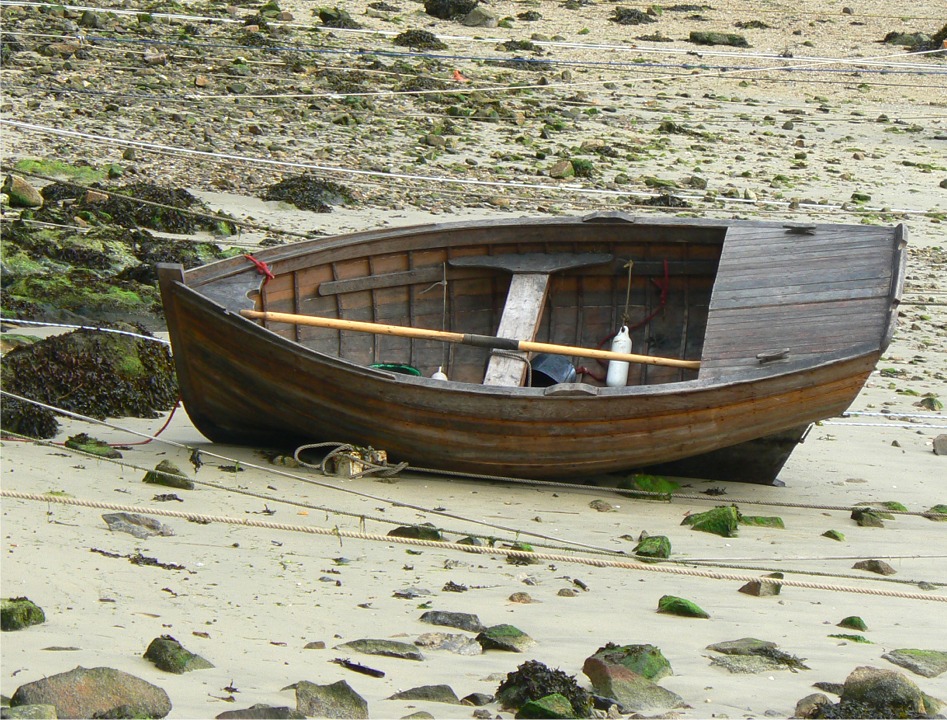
585,643,672,681
9,666,171,719
738,579,781,596
515,693,576,718
926,505,947,521
79,10,105,28
852,559,896,576
387,685,460,704
216,705,305,719
419,610,484,632
143,635,214,673
2,175,43,208
334,639,422,661
657,595,709,618
682,505,740,537
633,535,671,561
424,0,479,21
462,6,497,27
589,499,615,512
933,435,947,455
851,508,884,527
103,513,174,539
838,666,933,718
882,649,947,678
1,598,45,631
557,588,579,597
414,632,482,655
143,460,193,490
0,705,58,719
706,637,808,671
837,616,867,632
549,160,575,179
387,523,442,541
710,654,789,674
477,624,535,652
509,592,536,604
794,692,831,718
689,31,749,47
294,680,368,719
822,529,846,541
581,657,684,713
461,693,493,706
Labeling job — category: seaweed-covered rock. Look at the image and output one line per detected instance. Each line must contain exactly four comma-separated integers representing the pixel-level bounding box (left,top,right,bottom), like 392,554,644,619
9,666,171,718
334,638,423,660
851,507,885,527
610,7,656,25
424,0,478,20
835,666,938,718
882,649,947,678
419,610,484,632
143,635,214,673
393,29,447,50
263,174,352,212
216,706,305,719
1,597,46,631
317,7,362,29
0,328,177,439
387,523,443,541
581,657,684,713
838,616,868,632
633,535,671,561
689,31,749,46
477,624,536,652
585,643,672,681
740,515,784,528
496,660,591,717
657,595,709,618
516,693,576,718
682,505,740,537
706,637,809,672
143,460,194,490
387,685,459,703
65,433,122,458
294,680,368,719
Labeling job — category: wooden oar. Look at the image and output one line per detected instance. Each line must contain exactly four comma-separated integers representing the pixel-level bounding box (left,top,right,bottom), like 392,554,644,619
241,309,701,371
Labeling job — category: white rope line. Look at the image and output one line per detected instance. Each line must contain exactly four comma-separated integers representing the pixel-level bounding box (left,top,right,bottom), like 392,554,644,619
823,421,947,429
5,390,945,521
0,319,170,344
2,120,936,216
2,489,943,602
4,1,943,70
0,391,619,555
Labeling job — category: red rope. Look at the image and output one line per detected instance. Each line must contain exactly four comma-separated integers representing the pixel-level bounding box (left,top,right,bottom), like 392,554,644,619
244,254,275,284
628,257,669,332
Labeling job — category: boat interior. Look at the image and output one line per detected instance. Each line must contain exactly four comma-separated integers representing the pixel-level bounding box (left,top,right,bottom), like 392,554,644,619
243,221,725,388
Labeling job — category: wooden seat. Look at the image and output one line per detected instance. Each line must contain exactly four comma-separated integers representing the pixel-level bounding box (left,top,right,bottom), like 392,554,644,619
449,253,612,386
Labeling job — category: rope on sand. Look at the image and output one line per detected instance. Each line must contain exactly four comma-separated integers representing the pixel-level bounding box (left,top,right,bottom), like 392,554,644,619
3,489,945,603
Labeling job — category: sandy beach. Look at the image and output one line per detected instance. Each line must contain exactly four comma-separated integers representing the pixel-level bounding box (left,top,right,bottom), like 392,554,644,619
2,0,947,716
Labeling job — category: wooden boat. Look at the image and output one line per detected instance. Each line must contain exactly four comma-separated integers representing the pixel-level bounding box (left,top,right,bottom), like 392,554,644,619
157,212,906,483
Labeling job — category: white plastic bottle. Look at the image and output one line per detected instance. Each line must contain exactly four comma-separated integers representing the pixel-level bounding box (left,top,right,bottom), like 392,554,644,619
432,366,448,381
606,325,631,388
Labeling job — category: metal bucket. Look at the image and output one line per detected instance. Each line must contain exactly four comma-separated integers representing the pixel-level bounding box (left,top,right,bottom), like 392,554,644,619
530,353,576,387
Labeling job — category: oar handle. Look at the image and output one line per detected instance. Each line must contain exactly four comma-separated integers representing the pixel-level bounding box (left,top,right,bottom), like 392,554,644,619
240,309,700,370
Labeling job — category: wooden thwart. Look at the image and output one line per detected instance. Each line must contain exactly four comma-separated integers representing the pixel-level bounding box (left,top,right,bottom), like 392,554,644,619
240,309,702,371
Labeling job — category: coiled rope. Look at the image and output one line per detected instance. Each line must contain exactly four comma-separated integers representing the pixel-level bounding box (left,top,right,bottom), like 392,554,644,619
2,489,943,603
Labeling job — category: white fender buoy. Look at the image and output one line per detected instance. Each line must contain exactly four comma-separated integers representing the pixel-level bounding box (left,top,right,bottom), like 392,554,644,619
432,366,448,381
606,326,631,388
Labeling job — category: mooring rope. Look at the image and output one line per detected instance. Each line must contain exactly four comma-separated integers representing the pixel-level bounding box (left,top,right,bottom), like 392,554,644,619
2,489,943,603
